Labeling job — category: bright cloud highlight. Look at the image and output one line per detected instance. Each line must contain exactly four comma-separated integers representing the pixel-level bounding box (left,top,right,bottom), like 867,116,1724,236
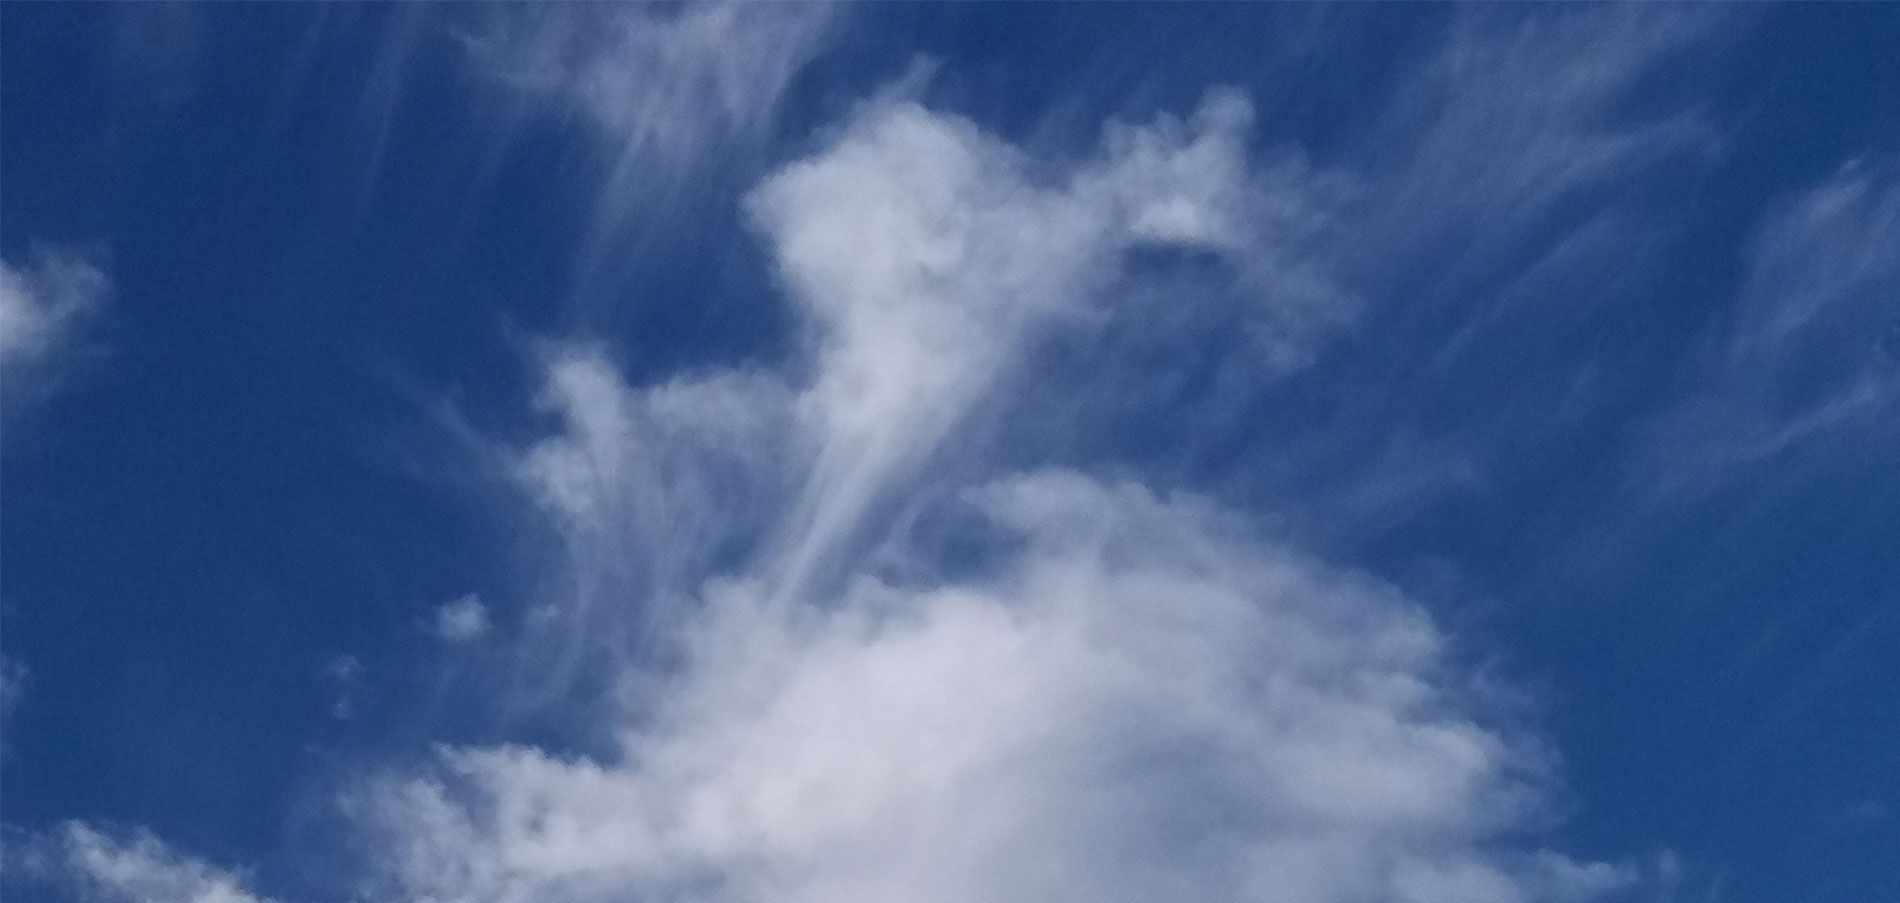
347,87,1622,903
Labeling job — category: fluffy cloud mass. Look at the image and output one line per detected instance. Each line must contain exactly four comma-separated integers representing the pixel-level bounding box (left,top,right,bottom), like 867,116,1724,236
362,474,1621,903
14,6,1891,902
344,90,1623,903
505,90,1354,692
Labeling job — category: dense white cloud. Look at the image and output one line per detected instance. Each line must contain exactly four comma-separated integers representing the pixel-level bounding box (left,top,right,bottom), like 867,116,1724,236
750,87,1350,605
0,246,109,414
349,86,1623,903
360,473,1622,903
14,823,271,903
501,88,1352,702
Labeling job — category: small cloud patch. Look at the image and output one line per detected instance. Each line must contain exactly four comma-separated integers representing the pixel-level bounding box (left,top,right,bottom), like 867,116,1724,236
434,594,490,644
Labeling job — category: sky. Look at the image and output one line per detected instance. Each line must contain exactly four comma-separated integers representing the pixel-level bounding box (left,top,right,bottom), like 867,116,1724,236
2,4,1897,902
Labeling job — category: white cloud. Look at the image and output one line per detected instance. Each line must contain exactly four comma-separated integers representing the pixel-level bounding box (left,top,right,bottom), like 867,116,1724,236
749,87,1349,604
15,822,271,903
359,473,1622,903
2,17,1700,901
507,354,798,705
497,88,1353,705
351,87,1622,903
0,245,109,413
435,594,492,643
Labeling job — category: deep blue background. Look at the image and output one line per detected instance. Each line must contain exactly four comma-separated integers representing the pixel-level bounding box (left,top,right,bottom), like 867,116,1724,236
4,5,1897,901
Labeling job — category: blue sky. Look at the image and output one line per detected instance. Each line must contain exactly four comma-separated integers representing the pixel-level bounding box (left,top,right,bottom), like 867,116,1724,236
2,4,1897,902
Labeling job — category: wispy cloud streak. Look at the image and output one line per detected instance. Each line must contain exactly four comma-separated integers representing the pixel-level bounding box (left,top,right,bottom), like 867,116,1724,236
1633,158,1900,501
458,3,839,285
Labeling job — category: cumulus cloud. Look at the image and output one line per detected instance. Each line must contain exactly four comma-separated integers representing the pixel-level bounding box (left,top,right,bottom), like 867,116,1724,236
347,86,1623,903
358,474,1625,903
0,245,110,414
10,822,271,903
